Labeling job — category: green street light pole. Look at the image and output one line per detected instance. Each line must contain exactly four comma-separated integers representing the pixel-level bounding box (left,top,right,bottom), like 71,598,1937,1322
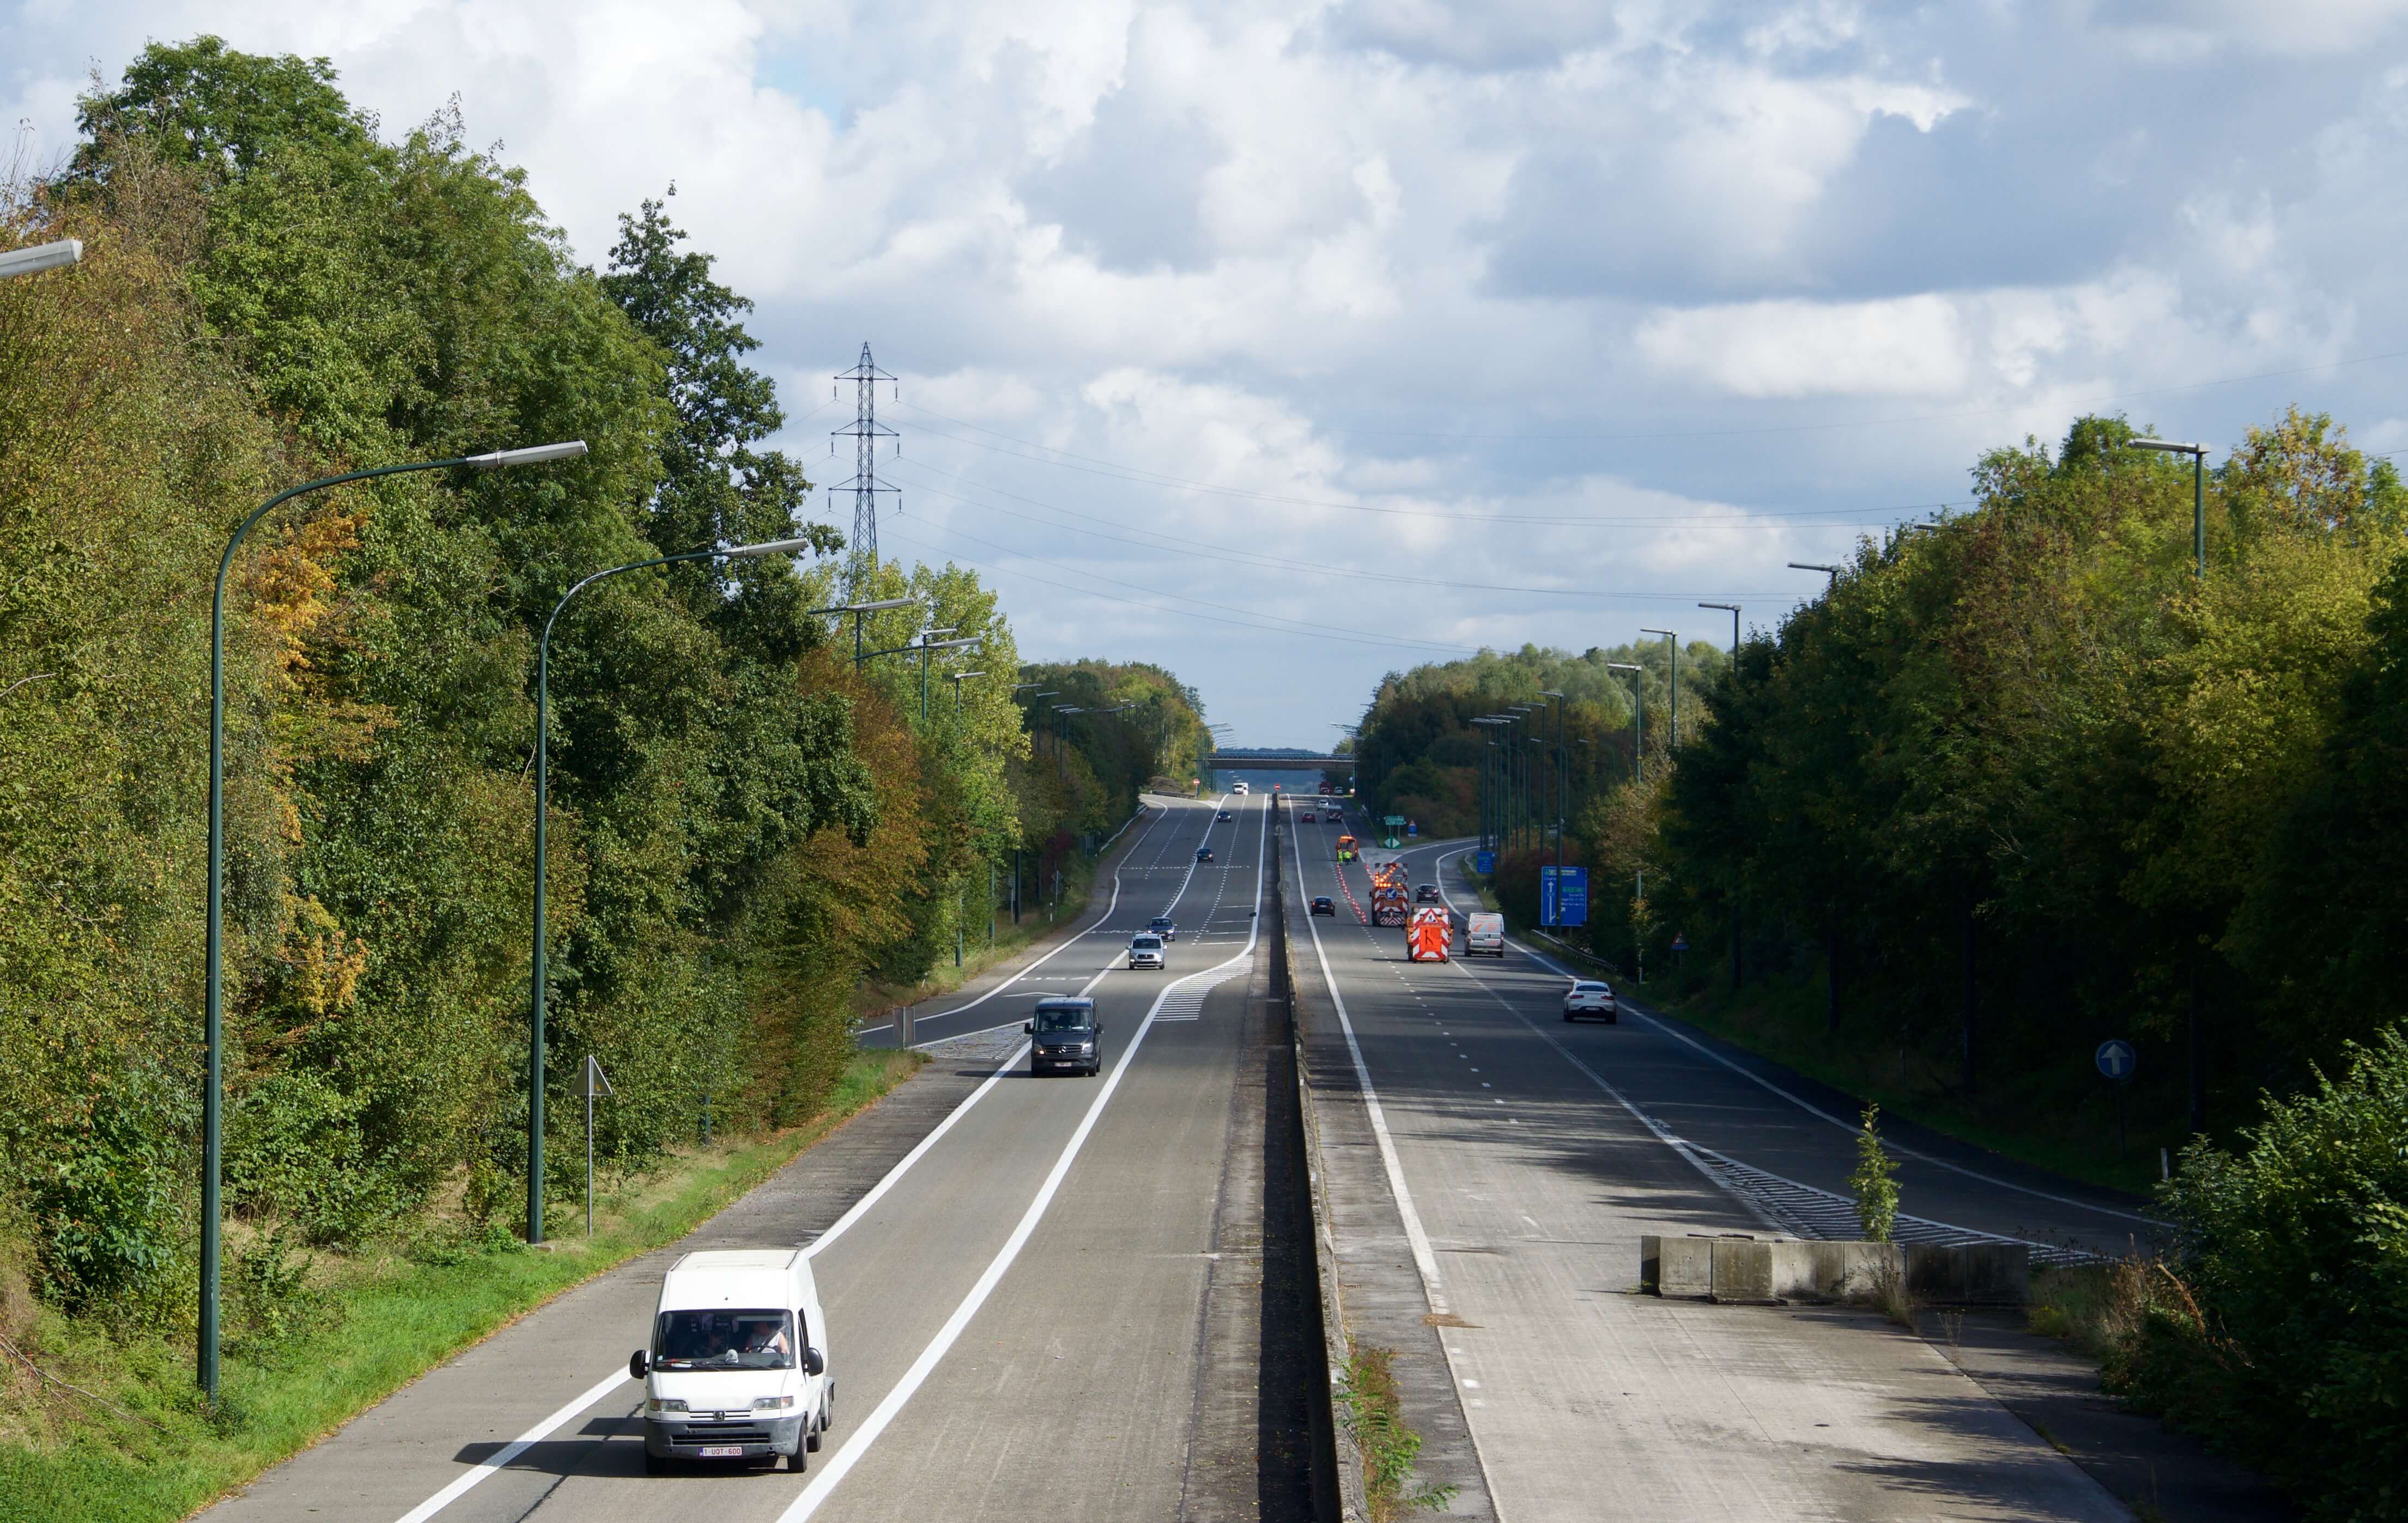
2132,436,2211,1133
1539,691,1566,894
528,532,812,1246
1641,629,1677,750
1700,604,1742,990
204,441,587,1397
1606,664,1642,786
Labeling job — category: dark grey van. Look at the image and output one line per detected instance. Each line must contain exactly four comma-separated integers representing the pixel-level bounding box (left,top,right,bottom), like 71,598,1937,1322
1025,998,1103,1076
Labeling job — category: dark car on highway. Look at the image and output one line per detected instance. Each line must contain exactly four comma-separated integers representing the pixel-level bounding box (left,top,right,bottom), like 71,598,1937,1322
1216,810,1234,821
1196,847,1215,863
1149,915,1177,943
1309,896,1335,916
1026,999,1103,1075
1415,884,1440,903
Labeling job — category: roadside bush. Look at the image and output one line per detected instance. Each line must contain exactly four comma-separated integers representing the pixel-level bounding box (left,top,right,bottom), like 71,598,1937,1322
28,1078,186,1320
2109,1028,2408,1520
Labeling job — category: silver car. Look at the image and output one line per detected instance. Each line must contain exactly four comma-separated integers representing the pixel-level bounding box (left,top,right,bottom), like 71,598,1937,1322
1129,933,1166,970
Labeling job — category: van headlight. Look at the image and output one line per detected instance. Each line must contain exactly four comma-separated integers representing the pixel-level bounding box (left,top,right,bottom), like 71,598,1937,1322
753,1394,796,1411
647,1398,687,1413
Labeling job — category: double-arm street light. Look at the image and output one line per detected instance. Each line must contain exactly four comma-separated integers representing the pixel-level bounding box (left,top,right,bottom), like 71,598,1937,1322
0,238,81,280
1470,716,1508,852
527,530,816,1248
946,670,985,712
202,440,590,1397
915,633,981,719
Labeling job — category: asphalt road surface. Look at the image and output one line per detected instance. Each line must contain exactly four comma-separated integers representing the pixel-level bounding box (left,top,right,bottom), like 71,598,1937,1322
197,791,1309,1523
1285,818,2144,1521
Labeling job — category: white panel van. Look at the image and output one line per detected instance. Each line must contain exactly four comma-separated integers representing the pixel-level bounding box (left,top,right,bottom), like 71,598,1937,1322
1465,912,1506,957
631,1248,833,1473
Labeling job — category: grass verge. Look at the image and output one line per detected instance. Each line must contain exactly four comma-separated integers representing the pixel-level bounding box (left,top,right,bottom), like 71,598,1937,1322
0,1046,923,1523
1336,1340,1454,1522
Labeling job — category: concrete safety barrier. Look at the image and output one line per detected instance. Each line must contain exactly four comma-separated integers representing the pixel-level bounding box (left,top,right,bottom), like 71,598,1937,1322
1642,1233,2028,1306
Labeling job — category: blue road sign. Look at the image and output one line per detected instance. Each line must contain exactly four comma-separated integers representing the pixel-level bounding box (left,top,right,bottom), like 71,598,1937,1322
1473,850,1495,874
1671,933,1689,952
1540,865,1589,927
2095,1039,2137,1082
1406,819,1417,837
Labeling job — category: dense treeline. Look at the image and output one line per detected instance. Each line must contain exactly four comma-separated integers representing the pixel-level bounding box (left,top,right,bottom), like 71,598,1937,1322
1652,411,2407,1139
0,39,1160,1335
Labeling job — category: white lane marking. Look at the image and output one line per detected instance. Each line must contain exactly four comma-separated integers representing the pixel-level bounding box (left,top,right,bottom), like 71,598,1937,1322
1429,849,2161,1229
386,1030,1037,1523
390,1369,635,1523
872,803,1176,1039
1290,833,1452,1318
390,802,1233,1523
776,797,1273,1522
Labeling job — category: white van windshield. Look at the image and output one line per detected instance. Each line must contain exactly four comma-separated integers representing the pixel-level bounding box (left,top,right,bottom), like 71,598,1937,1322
653,1309,796,1370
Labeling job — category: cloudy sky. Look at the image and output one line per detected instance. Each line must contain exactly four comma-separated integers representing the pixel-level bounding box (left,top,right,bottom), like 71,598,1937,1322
10,1,2408,744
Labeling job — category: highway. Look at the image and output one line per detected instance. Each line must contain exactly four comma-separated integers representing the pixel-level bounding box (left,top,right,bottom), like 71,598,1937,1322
1284,807,2141,1521
196,791,1313,1523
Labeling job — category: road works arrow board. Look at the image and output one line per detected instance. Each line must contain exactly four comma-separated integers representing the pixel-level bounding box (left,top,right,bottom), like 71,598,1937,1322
2095,1040,2137,1081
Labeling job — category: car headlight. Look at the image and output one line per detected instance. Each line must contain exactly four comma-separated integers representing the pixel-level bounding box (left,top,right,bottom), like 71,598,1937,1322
648,1398,688,1413
752,1394,796,1411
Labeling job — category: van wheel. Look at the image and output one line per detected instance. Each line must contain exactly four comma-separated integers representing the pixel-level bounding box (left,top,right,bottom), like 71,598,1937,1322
787,1448,807,1473
806,1427,822,1453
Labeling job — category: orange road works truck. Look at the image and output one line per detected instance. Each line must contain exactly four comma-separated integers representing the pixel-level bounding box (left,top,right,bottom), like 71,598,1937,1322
1408,905,1452,962
1335,834,1357,862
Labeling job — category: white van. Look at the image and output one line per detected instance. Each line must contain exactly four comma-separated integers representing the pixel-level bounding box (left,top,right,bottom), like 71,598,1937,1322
1465,912,1506,957
632,1248,833,1473
1233,781,1250,795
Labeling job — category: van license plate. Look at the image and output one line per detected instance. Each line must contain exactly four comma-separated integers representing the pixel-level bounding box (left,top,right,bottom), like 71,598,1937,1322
698,1446,744,1458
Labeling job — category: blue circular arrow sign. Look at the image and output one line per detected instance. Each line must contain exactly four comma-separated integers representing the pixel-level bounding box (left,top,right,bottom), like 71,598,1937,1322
2095,1039,2137,1081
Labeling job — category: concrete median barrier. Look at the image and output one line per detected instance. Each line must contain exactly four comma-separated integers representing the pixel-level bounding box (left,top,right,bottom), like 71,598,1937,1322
1643,1234,2028,1306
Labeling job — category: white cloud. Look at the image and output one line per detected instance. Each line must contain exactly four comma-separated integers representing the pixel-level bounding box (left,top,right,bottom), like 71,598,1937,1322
2,0,2400,740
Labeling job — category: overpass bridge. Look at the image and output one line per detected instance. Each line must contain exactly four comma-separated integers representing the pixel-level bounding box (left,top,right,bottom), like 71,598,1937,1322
1206,752,1354,772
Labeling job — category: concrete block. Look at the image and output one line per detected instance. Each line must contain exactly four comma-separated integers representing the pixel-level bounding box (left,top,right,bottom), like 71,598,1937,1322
1641,1234,1715,1299
1905,1242,2029,1305
1768,1240,1901,1303
1710,1237,1779,1304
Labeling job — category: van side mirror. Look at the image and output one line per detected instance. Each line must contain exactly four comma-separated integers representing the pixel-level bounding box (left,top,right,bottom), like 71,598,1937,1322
629,1349,648,1380
1024,1021,1033,1034
804,1347,826,1376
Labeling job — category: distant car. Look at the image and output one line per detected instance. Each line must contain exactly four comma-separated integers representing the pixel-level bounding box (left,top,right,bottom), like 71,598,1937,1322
1217,810,1234,822
1562,980,1618,1023
1309,896,1336,916
1300,811,1316,823
1196,847,1215,863
1414,884,1440,903
1129,934,1167,970
1149,916,1177,943
1026,998,1102,1076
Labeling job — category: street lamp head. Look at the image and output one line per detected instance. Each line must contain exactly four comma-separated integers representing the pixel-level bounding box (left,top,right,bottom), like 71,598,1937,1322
1640,627,1674,638
2128,438,2207,457
467,440,589,470
921,636,981,651
848,596,920,613
1539,690,1564,699
1787,562,1841,576
719,536,816,558
1606,662,1641,673
0,238,83,280
1697,602,1738,612
949,670,986,682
